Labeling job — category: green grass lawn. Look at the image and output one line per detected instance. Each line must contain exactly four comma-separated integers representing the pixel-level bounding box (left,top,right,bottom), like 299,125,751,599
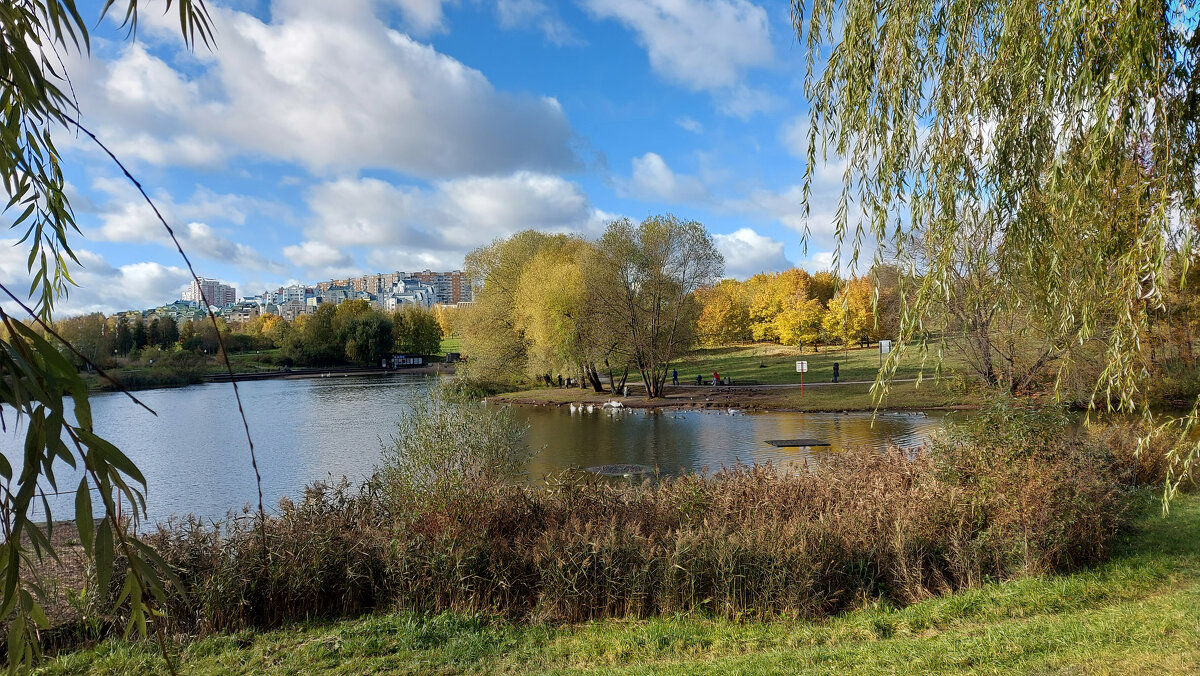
667,343,966,386
439,336,462,357
39,491,1200,675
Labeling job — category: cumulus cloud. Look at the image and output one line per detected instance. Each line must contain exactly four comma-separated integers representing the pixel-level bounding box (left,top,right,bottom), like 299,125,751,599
65,0,577,178
581,0,773,114
712,228,791,279
0,240,192,315
297,172,611,275
621,152,708,203
86,179,289,276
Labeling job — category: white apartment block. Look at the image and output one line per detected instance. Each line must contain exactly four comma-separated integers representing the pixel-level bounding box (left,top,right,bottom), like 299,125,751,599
182,278,237,308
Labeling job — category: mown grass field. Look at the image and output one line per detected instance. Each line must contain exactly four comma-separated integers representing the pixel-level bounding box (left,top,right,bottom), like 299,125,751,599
666,343,967,386
439,336,462,356
492,343,973,411
39,491,1200,675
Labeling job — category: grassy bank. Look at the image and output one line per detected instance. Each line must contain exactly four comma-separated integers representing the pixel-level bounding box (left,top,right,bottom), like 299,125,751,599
38,490,1199,674
489,343,975,411
494,379,970,412
664,343,966,386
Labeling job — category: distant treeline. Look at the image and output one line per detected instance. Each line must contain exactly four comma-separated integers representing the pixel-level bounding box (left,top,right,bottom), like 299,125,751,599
694,267,901,349
51,300,448,369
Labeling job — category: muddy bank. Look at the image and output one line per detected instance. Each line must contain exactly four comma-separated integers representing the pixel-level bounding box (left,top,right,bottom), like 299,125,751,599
490,380,975,413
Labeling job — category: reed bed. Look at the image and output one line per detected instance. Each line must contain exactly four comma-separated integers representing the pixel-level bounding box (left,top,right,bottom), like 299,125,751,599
137,398,1133,636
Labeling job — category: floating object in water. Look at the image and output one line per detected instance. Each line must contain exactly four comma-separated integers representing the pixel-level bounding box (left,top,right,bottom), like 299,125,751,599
586,405,595,413
604,400,624,408
727,408,742,415
585,463,654,477
764,438,831,448
569,403,578,413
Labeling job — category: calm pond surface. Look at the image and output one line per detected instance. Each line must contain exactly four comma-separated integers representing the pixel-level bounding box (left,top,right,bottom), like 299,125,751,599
5,374,957,527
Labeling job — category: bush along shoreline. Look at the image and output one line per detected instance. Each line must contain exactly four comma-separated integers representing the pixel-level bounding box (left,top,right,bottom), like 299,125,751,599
42,394,1165,653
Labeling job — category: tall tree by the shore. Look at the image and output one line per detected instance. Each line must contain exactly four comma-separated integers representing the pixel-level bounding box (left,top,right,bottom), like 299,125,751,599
392,305,443,356
461,231,580,384
792,0,1200,491
586,216,723,399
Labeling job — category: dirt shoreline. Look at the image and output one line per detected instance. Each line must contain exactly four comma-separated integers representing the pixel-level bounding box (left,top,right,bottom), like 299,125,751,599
490,384,977,413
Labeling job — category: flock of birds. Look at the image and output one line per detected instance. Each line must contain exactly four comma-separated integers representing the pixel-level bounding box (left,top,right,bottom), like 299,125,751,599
565,402,744,416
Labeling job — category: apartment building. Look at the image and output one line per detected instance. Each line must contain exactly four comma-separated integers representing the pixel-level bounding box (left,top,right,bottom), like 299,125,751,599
182,278,237,308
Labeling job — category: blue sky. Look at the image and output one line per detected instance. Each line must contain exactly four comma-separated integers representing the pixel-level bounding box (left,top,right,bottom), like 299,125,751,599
6,0,857,315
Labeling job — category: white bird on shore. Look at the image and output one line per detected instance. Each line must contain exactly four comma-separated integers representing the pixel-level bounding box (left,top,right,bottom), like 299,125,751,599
586,404,595,413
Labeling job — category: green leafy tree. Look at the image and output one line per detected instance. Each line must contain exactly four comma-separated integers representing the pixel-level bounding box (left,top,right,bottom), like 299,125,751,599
131,317,147,351
792,0,1200,494
586,215,723,398
159,317,179,349
179,319,199,352
461,231,572,381
283,304,342,365
392,305,443,356
342,311,395,364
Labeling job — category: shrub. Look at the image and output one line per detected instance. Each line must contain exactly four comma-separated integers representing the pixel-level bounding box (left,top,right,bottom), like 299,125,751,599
439,377,516,402
134,396,1129,636
380,393,531,495
1092,420,1198,489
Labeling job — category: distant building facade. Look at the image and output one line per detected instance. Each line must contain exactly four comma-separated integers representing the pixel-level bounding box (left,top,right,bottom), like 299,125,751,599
182,278,237,308
408,270,471,304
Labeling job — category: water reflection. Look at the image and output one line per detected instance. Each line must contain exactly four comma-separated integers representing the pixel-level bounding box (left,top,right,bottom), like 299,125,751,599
3,375,951,526
515,406,950,479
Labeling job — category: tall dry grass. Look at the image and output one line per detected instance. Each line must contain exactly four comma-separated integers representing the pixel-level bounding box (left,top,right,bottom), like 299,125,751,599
131,397,1133,635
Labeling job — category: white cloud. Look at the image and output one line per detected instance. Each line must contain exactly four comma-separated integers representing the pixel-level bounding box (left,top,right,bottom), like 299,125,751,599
299,172,610,275
387,0,454,34
581,0,773,114
495,0,580,45
675,116,703,133
86,179,288,276
0,240,192,315
283,241,360,277
718,84,778,119
66,0,578,178
712,228,791,279
780,115,811,159
622,152,708,203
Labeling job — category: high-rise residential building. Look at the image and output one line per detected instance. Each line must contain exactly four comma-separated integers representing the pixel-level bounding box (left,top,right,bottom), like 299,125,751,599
310,270,471,305
182,278,237,308
408,270,472,304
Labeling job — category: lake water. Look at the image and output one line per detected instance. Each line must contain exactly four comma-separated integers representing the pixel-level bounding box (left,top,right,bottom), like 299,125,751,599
4,374,955,527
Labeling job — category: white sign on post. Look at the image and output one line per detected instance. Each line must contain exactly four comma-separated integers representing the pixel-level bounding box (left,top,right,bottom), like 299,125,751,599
879,340,892,355
795,360,808,373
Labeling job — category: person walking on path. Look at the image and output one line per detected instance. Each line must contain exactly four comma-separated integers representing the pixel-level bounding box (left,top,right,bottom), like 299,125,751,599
672,369,679,386
832,362,839,384
713,371,721,386
696,374,703,385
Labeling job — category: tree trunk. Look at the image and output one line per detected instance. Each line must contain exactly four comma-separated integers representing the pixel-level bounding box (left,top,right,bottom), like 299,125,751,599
586,364,604,392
